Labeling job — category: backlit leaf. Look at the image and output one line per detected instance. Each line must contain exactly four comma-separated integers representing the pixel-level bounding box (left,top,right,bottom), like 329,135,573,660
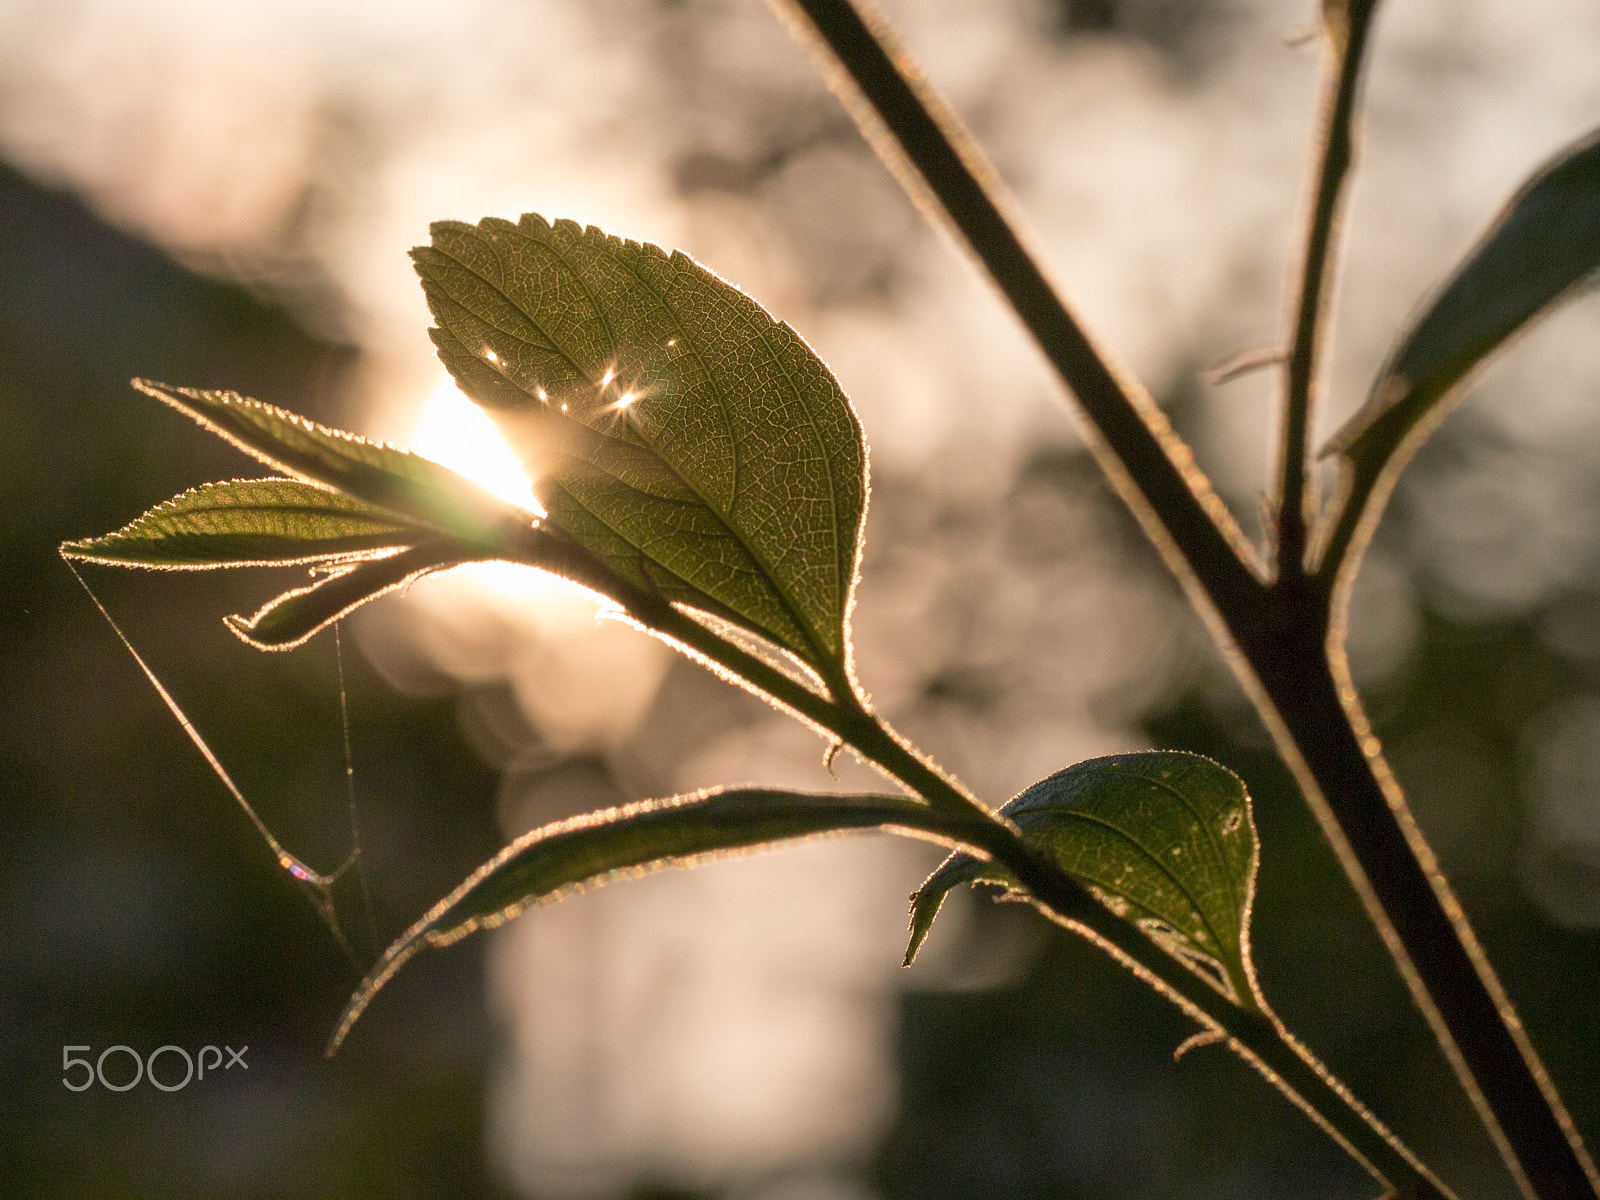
330,787,984,1052
905,752,1261,1010
59,478,420,569
131,379,534,555
414,215,867,678
1324,127,1600,486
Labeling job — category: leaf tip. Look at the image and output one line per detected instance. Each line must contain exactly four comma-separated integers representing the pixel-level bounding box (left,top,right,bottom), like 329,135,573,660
131,377,181,404
903,885,947,967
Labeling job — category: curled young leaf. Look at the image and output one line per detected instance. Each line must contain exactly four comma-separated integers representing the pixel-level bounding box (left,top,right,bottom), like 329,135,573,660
226,541,469,651
131,379,535,555
1322,127,1600,520
330,787,984,1053
905,751,1261,1011
414,215,867,683
60,478,421,570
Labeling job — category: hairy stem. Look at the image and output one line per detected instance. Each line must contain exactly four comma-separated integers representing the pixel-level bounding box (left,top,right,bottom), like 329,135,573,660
1276,0,1379,579
769,0,1268,611
659,602,1443,1195
1309,607,1600,1200
769,2,1597,1197
505,519,1438,1189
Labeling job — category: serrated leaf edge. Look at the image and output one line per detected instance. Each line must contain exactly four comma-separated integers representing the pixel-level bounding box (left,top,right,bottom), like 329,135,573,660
60,478,422,570
415,215,867,677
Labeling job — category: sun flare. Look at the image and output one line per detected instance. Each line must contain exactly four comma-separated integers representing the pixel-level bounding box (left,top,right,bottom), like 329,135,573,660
407,374,617,604
410,374,542,516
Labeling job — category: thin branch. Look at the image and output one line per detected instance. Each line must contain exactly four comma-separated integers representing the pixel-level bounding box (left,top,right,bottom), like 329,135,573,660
1276,0,1380,581
1271,8,1600,1197
501,525,1442,1195
769,0,1270,626
676,633,1441,1195
1267,647,1600,1200
811,691,1447,1197
1312,454,1374,588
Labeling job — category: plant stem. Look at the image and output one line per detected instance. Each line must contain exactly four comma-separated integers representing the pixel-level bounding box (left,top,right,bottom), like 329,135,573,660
650,598,1444,1195
506,519,1439,1188
771,3,1600,1197
1264,604,1600,1200
1276,0,1379,580
1311,455,1374,584
1266,2,1599,1191
768,0,1269,613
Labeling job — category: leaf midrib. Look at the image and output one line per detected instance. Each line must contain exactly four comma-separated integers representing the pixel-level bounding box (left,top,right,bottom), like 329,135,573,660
540,470,805,645
1100,763,1243,947
1022,805,1228,957
145,502,409,531
604,244,851,639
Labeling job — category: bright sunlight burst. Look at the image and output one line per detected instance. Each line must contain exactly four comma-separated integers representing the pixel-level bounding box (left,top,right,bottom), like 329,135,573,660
411,374,543,515
406,374,613,606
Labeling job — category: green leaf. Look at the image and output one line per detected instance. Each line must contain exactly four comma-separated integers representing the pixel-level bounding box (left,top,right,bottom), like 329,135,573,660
330,787,981,1053
131,379,534,555
413,215,867,679
226,541,468,651
904,751,1261,1011
59,479,422,569
1324,126,1600,477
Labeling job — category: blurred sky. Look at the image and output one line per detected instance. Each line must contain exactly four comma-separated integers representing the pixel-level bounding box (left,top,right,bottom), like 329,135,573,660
3,1,1600,1197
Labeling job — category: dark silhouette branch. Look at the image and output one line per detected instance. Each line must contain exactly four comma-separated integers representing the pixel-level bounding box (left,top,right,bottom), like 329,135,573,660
771,2,1600,1198
767,0,1270,633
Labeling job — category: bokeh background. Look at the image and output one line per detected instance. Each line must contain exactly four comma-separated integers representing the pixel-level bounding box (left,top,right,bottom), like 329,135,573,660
2,0,1599,1197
